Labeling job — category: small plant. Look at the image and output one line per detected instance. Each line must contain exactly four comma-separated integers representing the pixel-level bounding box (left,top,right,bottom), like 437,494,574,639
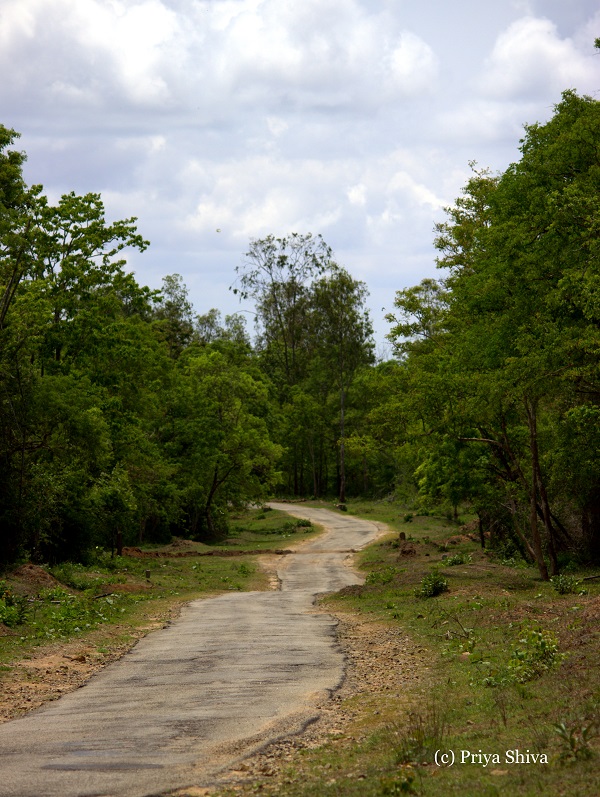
380,767,417,795
295,518,312,528
415,569,449,598
446,552,472,566
395,703,448,766
508,629,565,683
366,566,397,585
403,513,414,523
554,719,597,762
551,574,584,595
0,591,28,627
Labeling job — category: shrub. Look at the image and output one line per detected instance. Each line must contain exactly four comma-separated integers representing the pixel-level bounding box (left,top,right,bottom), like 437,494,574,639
415,570,449,598
507,629,564,683
366,566,397,585
446,552,472,566
551,574,584,595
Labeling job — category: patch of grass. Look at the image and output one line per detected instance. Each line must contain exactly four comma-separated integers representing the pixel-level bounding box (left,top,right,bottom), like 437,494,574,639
227,507,320,547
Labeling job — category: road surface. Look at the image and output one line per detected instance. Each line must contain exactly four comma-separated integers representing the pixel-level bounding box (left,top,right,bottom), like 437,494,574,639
0,504,384,797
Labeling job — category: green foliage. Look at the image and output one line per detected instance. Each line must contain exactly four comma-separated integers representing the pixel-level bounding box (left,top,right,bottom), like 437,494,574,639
366,566,397,585
551,574,585,595
554,719,597,762
415,569,449,598
445,552,472,566
482,628,565,687
0,589,28,627
508,629,564,682
384,91,600,574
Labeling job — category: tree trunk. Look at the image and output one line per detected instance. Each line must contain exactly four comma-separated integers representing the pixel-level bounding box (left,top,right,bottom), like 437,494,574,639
525,400,550,580
339,387,346,503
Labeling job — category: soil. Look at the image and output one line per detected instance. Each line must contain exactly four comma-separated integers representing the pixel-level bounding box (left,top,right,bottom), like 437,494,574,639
8,563,66,595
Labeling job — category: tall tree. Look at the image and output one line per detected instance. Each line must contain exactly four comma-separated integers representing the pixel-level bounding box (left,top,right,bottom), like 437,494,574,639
309,269,374,502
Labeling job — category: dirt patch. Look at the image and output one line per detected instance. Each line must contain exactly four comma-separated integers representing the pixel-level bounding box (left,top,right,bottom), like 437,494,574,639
7,564,65,596
0,606,182,723
122,547,293,558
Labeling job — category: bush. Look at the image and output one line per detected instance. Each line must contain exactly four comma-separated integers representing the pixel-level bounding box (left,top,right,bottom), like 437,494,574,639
446,552,472,566
366,566,397,585
507,629,564,682
415,570,449,598
551,574,584,595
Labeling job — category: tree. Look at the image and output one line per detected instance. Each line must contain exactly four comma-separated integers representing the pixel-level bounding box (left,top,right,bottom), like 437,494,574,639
387,90,600,577
232,233,337,392
166,346,282,538
309,269,374,502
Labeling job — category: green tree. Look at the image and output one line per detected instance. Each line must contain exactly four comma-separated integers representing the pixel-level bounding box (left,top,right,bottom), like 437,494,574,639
309,269,374,502
387,90,600,577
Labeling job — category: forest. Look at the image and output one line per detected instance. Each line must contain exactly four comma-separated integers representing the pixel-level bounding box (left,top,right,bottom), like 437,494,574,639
1,89,600,580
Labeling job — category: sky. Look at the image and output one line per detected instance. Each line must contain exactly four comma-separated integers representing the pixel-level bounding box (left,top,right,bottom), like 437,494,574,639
1,0,599,350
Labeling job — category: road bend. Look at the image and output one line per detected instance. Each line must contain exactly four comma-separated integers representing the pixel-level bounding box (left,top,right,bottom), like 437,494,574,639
0,504,384,797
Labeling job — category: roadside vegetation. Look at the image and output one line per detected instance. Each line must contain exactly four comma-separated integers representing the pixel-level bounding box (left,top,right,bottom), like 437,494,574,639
216,499,600,797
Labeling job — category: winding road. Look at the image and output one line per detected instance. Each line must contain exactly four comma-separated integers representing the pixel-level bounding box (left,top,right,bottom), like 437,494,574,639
0,504,384,797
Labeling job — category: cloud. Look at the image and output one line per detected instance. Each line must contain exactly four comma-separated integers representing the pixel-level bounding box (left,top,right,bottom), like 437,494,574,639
0,0,439,125
478,16,595,99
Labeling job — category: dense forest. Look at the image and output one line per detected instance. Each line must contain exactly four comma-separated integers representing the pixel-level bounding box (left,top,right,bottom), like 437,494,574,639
1,90,600,578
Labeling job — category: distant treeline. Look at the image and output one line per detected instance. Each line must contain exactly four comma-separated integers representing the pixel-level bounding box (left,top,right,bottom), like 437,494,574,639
2,89,600,576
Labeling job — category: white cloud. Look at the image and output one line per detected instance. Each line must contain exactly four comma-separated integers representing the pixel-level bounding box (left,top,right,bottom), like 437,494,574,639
0,0,439,120
479,16,593,98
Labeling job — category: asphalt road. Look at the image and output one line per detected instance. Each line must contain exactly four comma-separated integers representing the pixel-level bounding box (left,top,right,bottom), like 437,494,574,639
0,504,383,797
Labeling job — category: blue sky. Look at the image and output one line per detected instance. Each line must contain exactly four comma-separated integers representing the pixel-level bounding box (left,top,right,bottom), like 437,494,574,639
2,0,599,349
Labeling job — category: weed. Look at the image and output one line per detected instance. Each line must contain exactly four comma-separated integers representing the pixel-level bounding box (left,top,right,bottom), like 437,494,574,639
394,703,448,766
554,719,597,762
446,552,472,566
508,629,564,682
380,767,418,795
551,574,585,595
295,518,312,528
403,514,414,523
366,566,398,586
415,570,449,598
483,628,565,687
0,592,28,627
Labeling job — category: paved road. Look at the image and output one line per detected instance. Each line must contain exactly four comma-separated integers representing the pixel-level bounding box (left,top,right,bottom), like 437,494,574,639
0,504,383,797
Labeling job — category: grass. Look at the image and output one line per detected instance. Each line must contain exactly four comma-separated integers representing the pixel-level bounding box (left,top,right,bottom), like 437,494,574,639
215,497,600,797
